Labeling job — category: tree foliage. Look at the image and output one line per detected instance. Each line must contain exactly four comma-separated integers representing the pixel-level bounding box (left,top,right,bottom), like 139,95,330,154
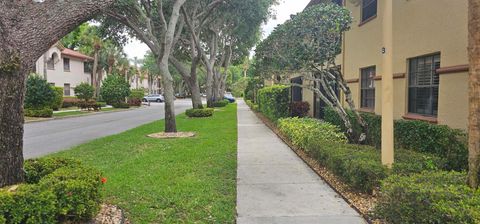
74,83,95,101
25,75,56,110
100,75,131,105
255,3,370,142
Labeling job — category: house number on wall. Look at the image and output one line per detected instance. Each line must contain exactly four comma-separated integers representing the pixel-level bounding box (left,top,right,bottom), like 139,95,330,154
382,47,386,54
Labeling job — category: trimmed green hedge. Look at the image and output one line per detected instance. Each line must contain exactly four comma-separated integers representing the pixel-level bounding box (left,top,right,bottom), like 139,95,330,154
257,85,290,121
324,107,468,171
213,100,229,108
304,140,444,194
375,171,480,224
278,117,347,149
245,100,259,111
51,87,64,111
25,107,53,118
0,158,103,223
112,102,130,109
186,108,214,118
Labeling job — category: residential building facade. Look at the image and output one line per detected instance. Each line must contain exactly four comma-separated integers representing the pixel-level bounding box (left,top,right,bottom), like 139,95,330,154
35,45,93,96
293,0,469,130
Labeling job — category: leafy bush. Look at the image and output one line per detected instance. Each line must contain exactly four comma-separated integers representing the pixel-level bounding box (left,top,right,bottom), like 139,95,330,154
303,140,445,194
278,117,347,149
245,100,259,111
100,75,131,105
128,98,142,107
290,101,310,117
0,158,103,223
112,102,130,109
74,83,95,101
77,101,103,111
257,85,290,121
375,171,480,224
62,97,80,108
24,107,53,118
51,87,64,111
96,102,107,108
324,107,468,171
186,108,214,118
25,75,55,109
129,89,145,100
213,100,229,108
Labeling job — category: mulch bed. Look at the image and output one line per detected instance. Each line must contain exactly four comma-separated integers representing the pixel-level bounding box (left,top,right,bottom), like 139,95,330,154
88,204,130,224
147,132,196,139
250,109,382,224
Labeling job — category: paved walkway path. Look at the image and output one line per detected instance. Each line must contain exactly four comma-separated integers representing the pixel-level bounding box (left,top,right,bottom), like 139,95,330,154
236,100,366,224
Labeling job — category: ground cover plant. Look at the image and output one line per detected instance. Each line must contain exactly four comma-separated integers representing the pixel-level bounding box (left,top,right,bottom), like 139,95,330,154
51,104,238,223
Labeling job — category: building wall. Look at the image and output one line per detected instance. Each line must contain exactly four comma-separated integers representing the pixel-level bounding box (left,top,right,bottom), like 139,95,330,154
339,0,468,129
35,47,92,96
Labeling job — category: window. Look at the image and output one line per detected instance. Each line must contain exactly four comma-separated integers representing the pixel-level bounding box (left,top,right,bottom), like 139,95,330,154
63,58,70,72
408,54,440,117
84,62,92,73
360,66,376,109
361,0,377,22
64,84,71,96
47,58,55,70
291,77,303,102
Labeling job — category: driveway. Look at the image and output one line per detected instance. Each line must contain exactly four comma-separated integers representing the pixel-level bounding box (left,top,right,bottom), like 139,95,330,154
23,99,194,159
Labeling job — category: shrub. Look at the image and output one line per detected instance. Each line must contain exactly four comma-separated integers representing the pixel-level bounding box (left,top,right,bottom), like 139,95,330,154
375,171,480,224
278,117,347,149
100,75,131,105
77,101,103,111
1,158,103,223
63,97,80,108
307,141,444,193
112,102,130,109
24,107,53,118
51,87,64,111
245,100,259,111
74,83,95,101
128,98,142,107
186,108,214,118
324,107,468,171
213,99,229,107
129,89,145,100
25,75,55,109
290,101,310,117
257,85,290,121
96,102,107,108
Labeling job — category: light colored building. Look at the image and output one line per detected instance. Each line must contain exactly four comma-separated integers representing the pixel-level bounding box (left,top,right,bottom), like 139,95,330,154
290,0,469,130
35,44,93,96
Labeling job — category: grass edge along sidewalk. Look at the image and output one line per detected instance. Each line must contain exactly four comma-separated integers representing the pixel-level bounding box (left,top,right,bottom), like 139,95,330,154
50,103,238,223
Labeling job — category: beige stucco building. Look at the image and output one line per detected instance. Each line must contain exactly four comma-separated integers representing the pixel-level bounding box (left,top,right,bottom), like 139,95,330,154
35,45,94,96
291,0,469,130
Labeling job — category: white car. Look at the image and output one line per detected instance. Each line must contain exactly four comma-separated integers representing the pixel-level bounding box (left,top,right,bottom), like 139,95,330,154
143,94,164,103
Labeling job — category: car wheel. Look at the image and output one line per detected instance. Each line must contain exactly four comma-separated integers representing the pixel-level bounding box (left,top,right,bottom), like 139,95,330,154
143,99,148,102
156,99,161,103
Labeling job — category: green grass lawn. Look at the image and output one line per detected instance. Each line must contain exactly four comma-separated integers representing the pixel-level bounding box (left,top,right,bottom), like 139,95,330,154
51,104,238,223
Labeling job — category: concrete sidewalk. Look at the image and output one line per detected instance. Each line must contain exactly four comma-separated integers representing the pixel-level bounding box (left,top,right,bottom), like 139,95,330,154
236,100,366,224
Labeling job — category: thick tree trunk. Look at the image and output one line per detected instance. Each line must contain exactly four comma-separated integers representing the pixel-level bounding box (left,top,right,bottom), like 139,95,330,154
158,59,177,133
190,77,203,108
0,53,26,187
205,64,215,107
468,0,480,189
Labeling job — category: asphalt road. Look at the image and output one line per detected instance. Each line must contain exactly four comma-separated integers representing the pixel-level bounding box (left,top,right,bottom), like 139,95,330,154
23,99,194,159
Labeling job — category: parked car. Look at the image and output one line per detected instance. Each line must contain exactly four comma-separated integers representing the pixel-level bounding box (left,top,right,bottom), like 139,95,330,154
143,94,164,102
224,92,235,103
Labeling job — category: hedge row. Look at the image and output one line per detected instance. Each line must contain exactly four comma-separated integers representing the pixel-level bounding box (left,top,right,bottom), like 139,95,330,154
375,171,480,223
278,117,445,194
213,100,229,108
324,107,468,171
0,158,103,223
24,107,53,118
186,108,214,118
257,85,290,121
245,100,259,111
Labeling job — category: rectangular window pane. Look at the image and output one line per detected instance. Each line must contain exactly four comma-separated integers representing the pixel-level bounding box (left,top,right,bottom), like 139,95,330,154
64,84,70,96
360,66,376,109
362,0,377,22
408,54,440,116
64,58,70,72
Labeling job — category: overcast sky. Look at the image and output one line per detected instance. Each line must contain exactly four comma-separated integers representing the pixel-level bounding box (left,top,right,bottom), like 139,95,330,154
123,0,311,60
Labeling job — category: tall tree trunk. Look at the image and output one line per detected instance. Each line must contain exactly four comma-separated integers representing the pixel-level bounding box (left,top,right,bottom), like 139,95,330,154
158,58,177,132
189,76,203,108
468,0,480,189
0,52,26,187
92,50,99,97
205,64,215,107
